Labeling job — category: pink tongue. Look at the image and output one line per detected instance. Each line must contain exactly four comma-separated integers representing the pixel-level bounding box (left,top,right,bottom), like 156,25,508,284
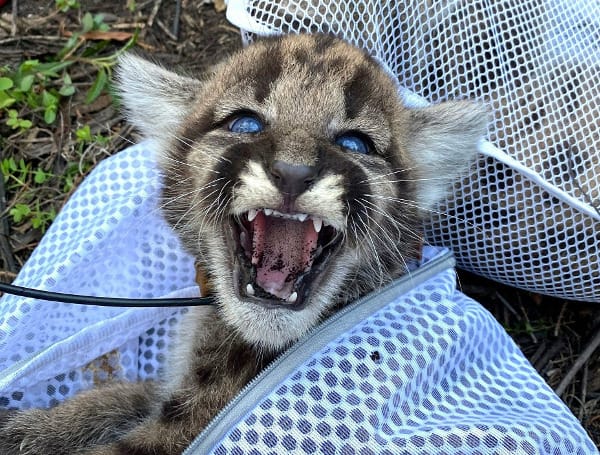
252,213,318,300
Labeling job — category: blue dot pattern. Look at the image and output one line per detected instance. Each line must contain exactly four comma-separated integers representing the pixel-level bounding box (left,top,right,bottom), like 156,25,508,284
208,268,597,454
0,143,195,408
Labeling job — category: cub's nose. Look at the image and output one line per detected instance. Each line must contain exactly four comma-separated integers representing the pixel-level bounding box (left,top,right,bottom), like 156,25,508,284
270,160,318,196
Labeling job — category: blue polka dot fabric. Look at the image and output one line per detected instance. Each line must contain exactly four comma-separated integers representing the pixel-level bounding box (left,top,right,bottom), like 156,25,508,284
0,143,194,409
197,260,597,454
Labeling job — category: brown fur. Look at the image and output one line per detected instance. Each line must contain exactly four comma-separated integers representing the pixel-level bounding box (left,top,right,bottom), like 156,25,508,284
0,34,485,454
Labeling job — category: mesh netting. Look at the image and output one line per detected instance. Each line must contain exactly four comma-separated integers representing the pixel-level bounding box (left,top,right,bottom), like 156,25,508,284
0,143,194,409
226,0,600,302
205,265,597,454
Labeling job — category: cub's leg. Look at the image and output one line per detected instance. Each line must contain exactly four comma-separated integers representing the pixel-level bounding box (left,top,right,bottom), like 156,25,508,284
0,381,157,455
83,361,265,455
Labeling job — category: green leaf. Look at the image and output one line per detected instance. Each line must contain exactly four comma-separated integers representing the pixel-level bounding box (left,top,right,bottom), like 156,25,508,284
42,90,58,108
20,60,40,73
58,73,75,96
0,77,13,91
18,119,33,129
0,91,15,109
59,84,75,97
44,106,57,124
35,61,73,77
93,14,107,30
31,216,43,229
85,68,107,104
18,159,28,173
76,124,92,142
1,158,17,177
55,0,80,12
10,204,31,223
82,12,94,33
33,169,51,184
19,74,35,92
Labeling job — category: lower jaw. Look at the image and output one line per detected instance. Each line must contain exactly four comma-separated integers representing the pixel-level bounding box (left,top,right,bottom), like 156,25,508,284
232,261,309,311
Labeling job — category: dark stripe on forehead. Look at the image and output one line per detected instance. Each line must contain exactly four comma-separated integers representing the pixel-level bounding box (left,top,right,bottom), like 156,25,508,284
344,64,375,120
252,43,283,103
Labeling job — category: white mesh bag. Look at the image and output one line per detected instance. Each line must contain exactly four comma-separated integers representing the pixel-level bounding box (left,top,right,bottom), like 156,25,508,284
0,143,596,452
0,143,196,410
225,0,600,302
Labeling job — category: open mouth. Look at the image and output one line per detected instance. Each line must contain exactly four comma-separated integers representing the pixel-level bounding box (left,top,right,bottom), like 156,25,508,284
231,208,342,309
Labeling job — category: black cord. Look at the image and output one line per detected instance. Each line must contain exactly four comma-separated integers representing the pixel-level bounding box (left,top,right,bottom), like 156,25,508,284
0,282,215,307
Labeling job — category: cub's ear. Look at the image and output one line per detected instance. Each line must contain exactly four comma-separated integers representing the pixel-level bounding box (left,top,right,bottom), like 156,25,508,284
115,53,203,139
404,101,488,211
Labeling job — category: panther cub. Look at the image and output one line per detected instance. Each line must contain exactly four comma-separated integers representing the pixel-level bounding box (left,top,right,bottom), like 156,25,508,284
0,34,485,454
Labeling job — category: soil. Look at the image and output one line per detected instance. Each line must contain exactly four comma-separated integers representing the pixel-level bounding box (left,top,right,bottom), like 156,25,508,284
0,0,598,448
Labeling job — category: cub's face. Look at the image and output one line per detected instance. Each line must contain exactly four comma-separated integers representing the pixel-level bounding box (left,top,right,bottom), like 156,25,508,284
118,34,485,351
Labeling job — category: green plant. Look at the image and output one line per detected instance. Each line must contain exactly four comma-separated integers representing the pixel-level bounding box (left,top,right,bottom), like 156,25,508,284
0,8,137,133
75,124,110,149
5,109,32,130
55,0,80,12
1,3,139,234
2,157,30,188
9,202,57,232
1,158,58,232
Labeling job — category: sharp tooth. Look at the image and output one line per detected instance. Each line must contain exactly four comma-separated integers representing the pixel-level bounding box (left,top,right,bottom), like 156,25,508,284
312,217,323,233
246,283,255,296
297,213,308,222
248,209,258,222
264,208,273,216
287,292,298,303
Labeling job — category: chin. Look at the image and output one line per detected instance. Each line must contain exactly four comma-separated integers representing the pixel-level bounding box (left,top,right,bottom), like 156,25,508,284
208,226,353,352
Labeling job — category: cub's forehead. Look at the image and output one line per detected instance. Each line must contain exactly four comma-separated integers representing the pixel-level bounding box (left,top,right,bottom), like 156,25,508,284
210,35,400,112
199,34,402,142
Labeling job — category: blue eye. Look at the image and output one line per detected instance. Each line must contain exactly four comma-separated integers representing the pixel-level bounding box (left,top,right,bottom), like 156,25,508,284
229,115,263,134
335,133,370,154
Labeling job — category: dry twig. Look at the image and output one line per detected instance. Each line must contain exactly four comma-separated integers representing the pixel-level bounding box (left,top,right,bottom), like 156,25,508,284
147,0,163,28
10,0,17,36
556,327,600,396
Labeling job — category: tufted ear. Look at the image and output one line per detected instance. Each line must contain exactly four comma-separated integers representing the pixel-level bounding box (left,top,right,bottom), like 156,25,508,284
404,100,488,211
115,54,203,139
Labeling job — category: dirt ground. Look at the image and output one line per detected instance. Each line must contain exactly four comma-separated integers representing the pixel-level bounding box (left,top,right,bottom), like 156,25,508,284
0,0,599,447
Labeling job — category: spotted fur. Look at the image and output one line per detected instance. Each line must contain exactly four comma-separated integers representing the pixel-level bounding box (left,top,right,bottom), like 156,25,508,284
0,34,485,455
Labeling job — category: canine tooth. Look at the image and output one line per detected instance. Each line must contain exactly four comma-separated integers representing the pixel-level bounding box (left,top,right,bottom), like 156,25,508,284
297,213,308,222
248,209,258,222
246,283,255,296
264,208,273,216
312,217,323,233
287,292,298,303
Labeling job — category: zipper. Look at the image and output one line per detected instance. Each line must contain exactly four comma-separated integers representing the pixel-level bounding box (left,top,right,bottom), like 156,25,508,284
182,249,455,454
